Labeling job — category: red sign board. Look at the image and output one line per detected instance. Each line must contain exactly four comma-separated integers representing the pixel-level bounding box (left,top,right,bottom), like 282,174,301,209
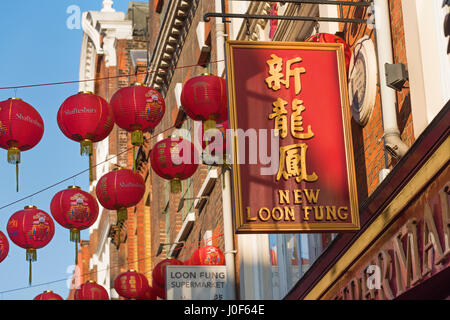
225,41,359,233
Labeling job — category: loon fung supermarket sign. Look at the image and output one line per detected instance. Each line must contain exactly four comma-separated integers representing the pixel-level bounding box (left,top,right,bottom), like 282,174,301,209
225,41,360,233
166,266,229,300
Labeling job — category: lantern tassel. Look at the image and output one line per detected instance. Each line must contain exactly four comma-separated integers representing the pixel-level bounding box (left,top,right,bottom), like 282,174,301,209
89,155,93,182
70,229,80,265
26,248,37,286
131,130,144,147
80,139,93,156
170,179,181,194
7,147,20,192
204,119,217,133
133,146,136,172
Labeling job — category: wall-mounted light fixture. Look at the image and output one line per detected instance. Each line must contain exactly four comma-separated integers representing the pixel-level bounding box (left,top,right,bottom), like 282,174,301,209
177,196,209,213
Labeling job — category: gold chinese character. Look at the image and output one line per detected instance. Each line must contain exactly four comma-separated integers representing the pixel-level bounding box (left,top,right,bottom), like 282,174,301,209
269,98,288,138
265,54,306,95
277,144,318,183
291,99,314,140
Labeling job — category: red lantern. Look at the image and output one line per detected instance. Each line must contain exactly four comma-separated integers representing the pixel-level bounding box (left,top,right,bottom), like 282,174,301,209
110,84,165,146
180,74,228,131
152,258,184,288
110,84,165,170
183,257,193,265
306,33,352,73
114,270,149,300
0,230,9,263
50,186,99,264
74,280,109,300
57,92,114,181
149,137,199,193
137,286,158,300
191,246,225,265
33,290,63,300
96,168,145,241
0,98,44,192
153,283,166,300
7,206,55,284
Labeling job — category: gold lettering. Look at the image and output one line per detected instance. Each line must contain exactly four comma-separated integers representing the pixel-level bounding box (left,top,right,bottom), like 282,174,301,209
284,207,295,221
303,206,312,221
277,144,318,184
246,207,257,221
338,207,349,220
265,54,306,94
291,99,314,140
378,250,394,300
272,207,283,221
303,189,320,204
258,207,271,222
269,98,288,138
440,183,450,256
326,206,337,221
422,203,445,276
278,190,290,205
392,220,422,295
314,206,324,221
293,189,303,204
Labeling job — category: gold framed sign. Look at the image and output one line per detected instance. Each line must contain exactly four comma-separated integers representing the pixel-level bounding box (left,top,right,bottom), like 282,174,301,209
225,41,360,233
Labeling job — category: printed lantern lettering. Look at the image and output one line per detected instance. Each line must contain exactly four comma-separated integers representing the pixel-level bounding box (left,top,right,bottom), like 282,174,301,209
149,137,199,193
306,33,352,73
114,270,149,300
50,186,99,264
7,206,55,284
0,98,44,192
33,290,64,300
57,92,114,181
74,280,109,300
96,168,145,242
180,74,228,132
152,258,184,288
191,245,225,266
0,230,9,263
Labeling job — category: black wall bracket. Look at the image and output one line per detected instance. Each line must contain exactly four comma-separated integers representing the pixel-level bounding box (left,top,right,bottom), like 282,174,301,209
204,0,372,24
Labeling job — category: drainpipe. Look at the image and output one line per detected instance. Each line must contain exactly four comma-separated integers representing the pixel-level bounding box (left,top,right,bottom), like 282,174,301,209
374,0,409,159
215,0,237,300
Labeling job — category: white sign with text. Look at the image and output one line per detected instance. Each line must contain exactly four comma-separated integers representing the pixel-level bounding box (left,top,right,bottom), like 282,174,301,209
166,266,228,300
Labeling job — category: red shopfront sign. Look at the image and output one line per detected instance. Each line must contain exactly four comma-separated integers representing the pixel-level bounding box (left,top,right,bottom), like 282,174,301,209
226,41,359,233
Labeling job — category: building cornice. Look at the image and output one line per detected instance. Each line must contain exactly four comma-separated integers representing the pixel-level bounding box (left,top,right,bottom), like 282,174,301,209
147,0,198,96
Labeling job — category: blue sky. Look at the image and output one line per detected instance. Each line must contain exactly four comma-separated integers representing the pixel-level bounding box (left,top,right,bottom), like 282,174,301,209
0,0,133,300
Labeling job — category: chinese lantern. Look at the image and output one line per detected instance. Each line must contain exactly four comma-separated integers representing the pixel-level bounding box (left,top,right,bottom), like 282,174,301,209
110,84,165,170
33,290,64,300
183,257,193,265
149,137,199,193
50,186,99,264
137,286,158,300
0,98,44,192
152,258,184,288
74,280,109,300
57,92,114,181
306,33,352,73
7,206,55,285
114,270,149,300
180,74,228,132
153,283,166,300
0,230,9,263
191,246,225,265
96,168,145,242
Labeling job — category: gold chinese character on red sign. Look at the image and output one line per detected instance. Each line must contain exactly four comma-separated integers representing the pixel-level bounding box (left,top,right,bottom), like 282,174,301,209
277,143,318,183
265,54,306,95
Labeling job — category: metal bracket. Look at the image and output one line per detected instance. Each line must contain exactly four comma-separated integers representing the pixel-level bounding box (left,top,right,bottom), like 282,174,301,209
204,0,372,24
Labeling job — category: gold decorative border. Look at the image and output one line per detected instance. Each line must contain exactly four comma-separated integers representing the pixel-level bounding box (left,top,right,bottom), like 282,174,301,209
225,40,360,233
